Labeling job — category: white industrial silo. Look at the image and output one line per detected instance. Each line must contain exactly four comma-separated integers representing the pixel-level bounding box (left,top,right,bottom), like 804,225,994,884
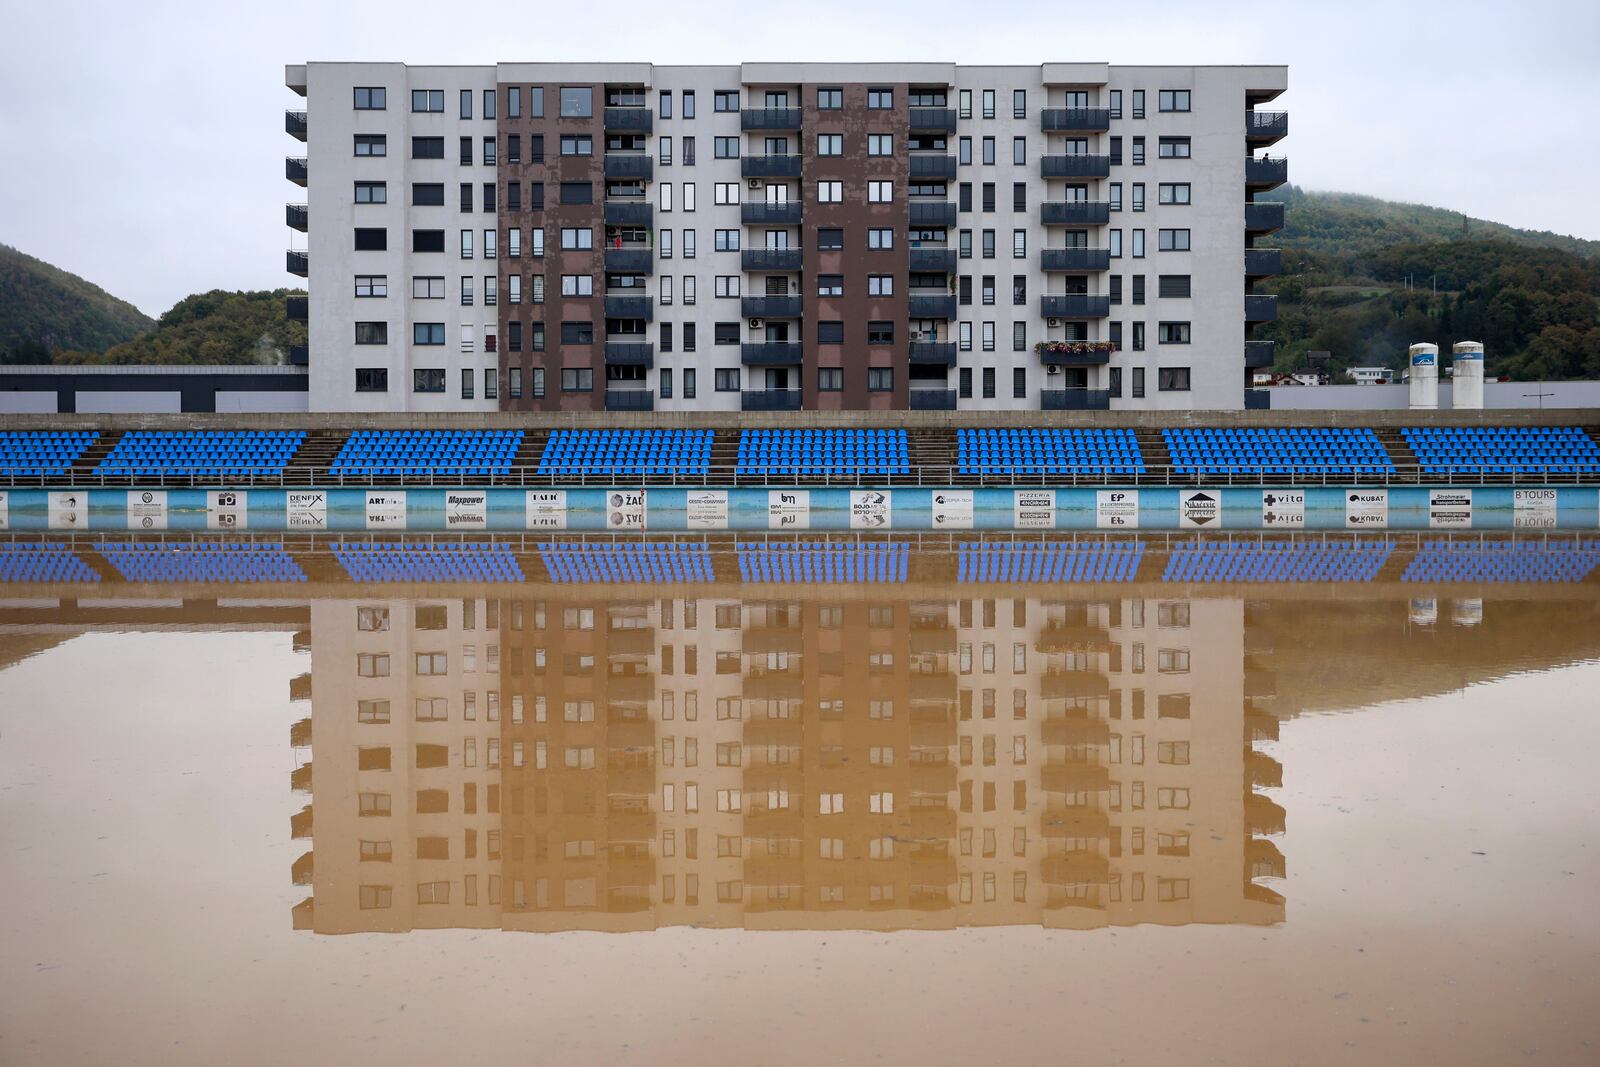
1408,343,1439,410
1452,341,1485,409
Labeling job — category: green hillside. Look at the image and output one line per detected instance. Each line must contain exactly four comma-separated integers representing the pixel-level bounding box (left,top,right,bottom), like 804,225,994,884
0,243,153,363
86,288,307,366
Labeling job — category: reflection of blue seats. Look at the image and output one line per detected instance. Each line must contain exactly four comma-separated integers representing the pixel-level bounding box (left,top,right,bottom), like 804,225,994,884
1403,427,1600,475
1163,540,1393,582
957,429,1144,477
0,544,99,582
95,431,303,478
539,430,711,476
1401,539,1600,583
957,541,1144,582
736,542,908,583
94,542,306,583
331,430,523,477
539,543,714,583
0,431,98,476
1164,429,1394,477
332,542,523,582
737,430,909,477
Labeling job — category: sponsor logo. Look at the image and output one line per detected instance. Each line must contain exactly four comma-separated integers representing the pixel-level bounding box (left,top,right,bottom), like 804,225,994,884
1180,490,1220,529
1096,490,1138,529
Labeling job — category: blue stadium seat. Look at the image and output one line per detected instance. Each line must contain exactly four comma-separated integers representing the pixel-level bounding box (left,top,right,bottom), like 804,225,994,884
539,543,714,583
1403,427,1600,476
0,544,99,582
538,430,712,477
94,542,306,583
736,430,909,477
332,542,524,582
735,542,908,583
329,430,523,477
1401,539,1600,583
1163,428,1395,477
1162,540,1394,582
94,431,304,478
957,429,1145,477
0,431,98,477
956,541,1145,582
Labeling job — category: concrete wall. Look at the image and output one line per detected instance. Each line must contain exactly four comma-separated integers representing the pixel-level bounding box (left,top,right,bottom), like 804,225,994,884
1265,381,1600,411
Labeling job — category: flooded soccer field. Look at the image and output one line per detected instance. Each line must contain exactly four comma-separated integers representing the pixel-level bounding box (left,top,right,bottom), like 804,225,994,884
1,532,1598,1066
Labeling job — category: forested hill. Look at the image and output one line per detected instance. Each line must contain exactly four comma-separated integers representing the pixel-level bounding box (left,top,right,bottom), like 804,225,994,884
0,243,152,362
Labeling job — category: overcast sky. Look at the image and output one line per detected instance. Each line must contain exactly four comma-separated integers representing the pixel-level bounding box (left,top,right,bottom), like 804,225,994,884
2,0,1596,316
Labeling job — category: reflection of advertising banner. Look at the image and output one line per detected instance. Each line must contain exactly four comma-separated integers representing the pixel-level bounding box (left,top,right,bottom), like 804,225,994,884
930,489,974,529
849,489,891,529
1345,489,1388,529
1261,489,1305,528
444,490,487,529
285,489,327,530
1513,488,1557,528
525,490,567,530
1013,490,1055,529
1095,490,1138,529
0,490,8,530
767,489,810,530
1179,489,1220,529
48,492,87,530
207,490,248,530
1428,488,1472,529
127,489,167,530
365,490,408,530
606,489,647,530
686,490,729,530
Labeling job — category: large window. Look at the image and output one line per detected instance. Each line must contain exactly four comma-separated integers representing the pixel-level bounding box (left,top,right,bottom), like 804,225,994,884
412,369,445,393
354,134,386,157
353,181,386,203
411,89,444,113
559,87,593,117
412,323,444,346
1157,321,1191,344
1157,228,1191,252
354,228,387,252
353,87,385,110
355,368,388,393
1158,89,1191,112
1157,367,1191,392
354,321,387,344
411,137,444,160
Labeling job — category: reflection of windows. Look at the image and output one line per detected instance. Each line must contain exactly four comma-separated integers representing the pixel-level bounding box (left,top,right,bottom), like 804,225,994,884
415,652,448,675
564,746,595,769
359,885,392,910
819,792,844,815
1157,649,1190,674
1157,831,1191,856
357,607,390,632
716,742,741,767
414,604,447,630
359,840,391,862
1156,787,1191,810
868,700,893,720
716,789,741,813
869,791,894,814
357,699,390,724
715,652,741,675
416,836,448,859
1157,694,1191,719
357,747,390,771
1157,740,1191,765
1156,602,1190,627
358,792,391,816
417,881,451,905
1157,877,1191,901
416,789,448,814
357,653,389,677
415,744,448,769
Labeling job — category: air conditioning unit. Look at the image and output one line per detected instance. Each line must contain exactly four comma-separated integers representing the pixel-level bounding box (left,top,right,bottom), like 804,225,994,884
747,179,764,190
1046,364,1061,375
1047,318,1060,328
748,318,763,329
910,330,924,341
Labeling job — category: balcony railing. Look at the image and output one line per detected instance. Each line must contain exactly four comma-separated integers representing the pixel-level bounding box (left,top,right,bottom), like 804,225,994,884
285,295,307,320
741,295,803,319
1245,293,1278,322
285,249,308,276
742,389,802,411
604,342,655,367
909,247,957,273
909,341,957,365
1246,110,1289,143
909,154,957,180
285,157,307,184
741,248,803,272
605,201,653,226
1041,106,1110,132
604,247,654,274
287,345,308,366
741,201,802,226
1245,247,1282,278
741,154,803,179
1245,340,1275,369
1041,200,1110,226
909,389,957,410
604,153,654,180
909,108,957,132
741,342,803,366
741,108,802,131
605,388,655,411
285,110,307,139
1041,154,1110,179
1042,388,1111,411
1246,200,1286,234
1037,344,1113,366
604,107,653,133
908,201,957,227
604,295,653,321
1246,155,1289,188
1040,248,1111,272
285,203,308,231
909,293,957,319
1040,294,1111,319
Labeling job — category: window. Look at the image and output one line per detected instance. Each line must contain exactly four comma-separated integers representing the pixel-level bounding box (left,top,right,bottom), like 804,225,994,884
560,321,594,345
817,87,843,110
1133,275,1145,304
867,87,893,109
561,368,594,392
1012,137,1025,165
868,274,893,296
1158,321,1191,344
981,275,996,305
559,86,592,117
659,89,672,118
412,368,445,393
1109,89,1123,119
1012,230,1026,259
355,275,387,298
354,321,387,345
868,228,893,249
353,86,386,110
411,182,444,207
868,134,892,156
560,274,594,297
1158,274,1191,298
715,368,740,392
713,321,740,346
982,88,995,119
353,181,386,203
353,134,386,157
355,368,388,393
1132,136,1146,165
1159,89,1191,112
1013,88,1027,118
982,136,995,165
411,89,444,113
982,366,995,398
411,136,443,160
716,275,741,298
1159,182,1191,205
1132,229,1145,258
1132,89,1146,119
1132,183,1145,213
818,228,843,250
816,274,843,297
1157,367,1191,392
714,135,739,159
1133,322,1146,352
982,230,995,258
959,229,972,258
818,180,842,203
713,90,738,112
559,135,592,156
1013,181,1026,211
1012,320,1026,351
459,136,472,165
1013,366,1026,398
868,180,892,203
506,86,520,118
682,90,694,118
412,322,444,345
981,183,995,212
1158,136,1191,159
958,89,972,118
659,183,673,212
560,228,593,250
714,228,739,251
867,321,893,345
1011,274,1026,305
1158,228,1191,251
958,321,972,351
1109,136,1122,167
958,136,972,165
868,367,893,392
817,321,844,344
817,367,842,391
713,182,739,205
982,322,996,351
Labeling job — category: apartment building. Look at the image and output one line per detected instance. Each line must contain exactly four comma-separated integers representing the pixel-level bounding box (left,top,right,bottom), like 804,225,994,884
286,61,1286,415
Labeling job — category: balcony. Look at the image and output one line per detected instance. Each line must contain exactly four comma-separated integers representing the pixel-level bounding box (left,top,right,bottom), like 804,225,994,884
604,295,653,321
1037,343,1113,366
285,295,307,320
1246,155,1289,189
1245,293,1278,323
1246,110,1289,145
741,108,802,131
1041,107,1111,132
1040,294,1111,319
285,110,307,140
909,108,957,133
605,388,655,411
288,345,308,366
909,341,957,365
741,342,803,366
741,295,803,319
1041,200,1110,226
909,293,957,319
742,154,803,179
1245,247,1282,278
603,153,654,180
909,247,956,273
1245,339,1275,369
910,154,957,180
741,201,803,226
1245,200,1285,234
604,247,654,274
742,389,802,412
285,156,307,185
908,201,957,227
741,248,803,272
1245,388,1272,410
1042,388,1112,411
603,107,653,133
1040,248,1111,272
285,249,307,277
1041,154,1110,179
604,342,654,367
910,388,957,410
285,203,307,231
604,201,653,226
